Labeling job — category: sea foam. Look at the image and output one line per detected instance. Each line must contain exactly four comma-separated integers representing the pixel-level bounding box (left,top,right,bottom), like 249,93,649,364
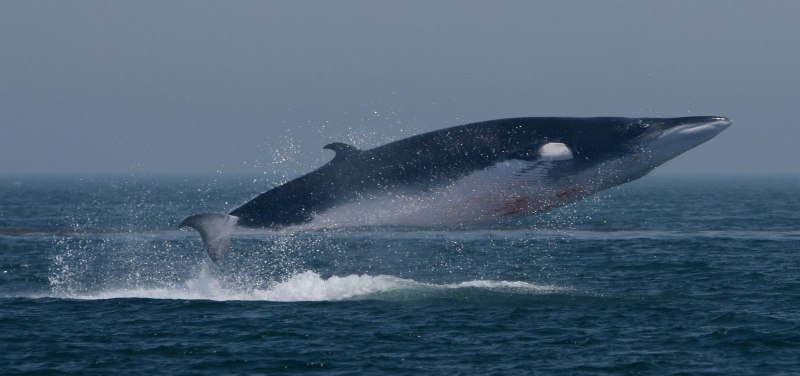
52,270,568,302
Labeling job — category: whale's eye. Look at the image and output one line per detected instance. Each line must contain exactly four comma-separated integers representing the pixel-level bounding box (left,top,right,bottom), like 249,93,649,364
538,143,573,161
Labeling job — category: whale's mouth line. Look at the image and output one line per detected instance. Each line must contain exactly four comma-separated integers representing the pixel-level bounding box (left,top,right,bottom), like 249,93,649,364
660,118,733,139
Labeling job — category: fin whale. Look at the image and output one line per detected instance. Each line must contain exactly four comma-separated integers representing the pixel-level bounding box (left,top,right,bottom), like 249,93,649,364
181,116,731,262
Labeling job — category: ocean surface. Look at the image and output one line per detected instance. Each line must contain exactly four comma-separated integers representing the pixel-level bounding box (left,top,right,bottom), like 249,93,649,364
1,175,798,375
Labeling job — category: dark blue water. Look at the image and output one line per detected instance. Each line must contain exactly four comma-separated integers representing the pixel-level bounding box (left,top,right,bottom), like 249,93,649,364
1,175,799,375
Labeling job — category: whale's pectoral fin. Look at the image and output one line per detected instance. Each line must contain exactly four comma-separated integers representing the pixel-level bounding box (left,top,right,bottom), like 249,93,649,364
323,142,360,161
180,213,239,263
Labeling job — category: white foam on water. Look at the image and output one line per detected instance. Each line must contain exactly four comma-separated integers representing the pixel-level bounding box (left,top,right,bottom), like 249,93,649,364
252,271,416,301
51,270,569,302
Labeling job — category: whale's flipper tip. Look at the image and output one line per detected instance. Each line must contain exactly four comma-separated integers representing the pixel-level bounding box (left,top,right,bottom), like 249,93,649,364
180,213,239,263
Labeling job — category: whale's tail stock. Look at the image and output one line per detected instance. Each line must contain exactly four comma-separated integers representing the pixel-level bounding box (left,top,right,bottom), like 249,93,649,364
180,213,239,263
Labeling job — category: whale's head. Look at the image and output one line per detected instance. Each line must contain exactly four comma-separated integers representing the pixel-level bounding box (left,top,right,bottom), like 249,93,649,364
528,116,731,191
586,116,732,187
637,116,732,162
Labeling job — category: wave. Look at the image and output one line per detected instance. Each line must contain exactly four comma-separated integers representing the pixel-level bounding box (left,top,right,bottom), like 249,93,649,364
47,270,570,302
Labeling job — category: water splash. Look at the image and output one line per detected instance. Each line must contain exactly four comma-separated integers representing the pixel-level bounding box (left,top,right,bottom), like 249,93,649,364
41,175,591,303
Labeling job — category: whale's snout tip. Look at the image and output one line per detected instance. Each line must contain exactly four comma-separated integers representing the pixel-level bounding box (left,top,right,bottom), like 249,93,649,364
709,116,733,127
687,116,733,134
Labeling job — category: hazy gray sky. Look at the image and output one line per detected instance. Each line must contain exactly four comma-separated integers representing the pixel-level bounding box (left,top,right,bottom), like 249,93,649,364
2,1,798,176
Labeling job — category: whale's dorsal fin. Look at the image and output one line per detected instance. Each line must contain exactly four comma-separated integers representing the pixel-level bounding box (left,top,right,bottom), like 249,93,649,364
323,142,360,161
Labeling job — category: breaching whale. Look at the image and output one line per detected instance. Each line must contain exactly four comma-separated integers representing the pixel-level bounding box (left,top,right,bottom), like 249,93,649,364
181,116,731,262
